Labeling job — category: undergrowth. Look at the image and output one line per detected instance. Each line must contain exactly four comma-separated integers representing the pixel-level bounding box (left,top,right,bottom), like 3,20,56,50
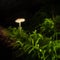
7,18,60,60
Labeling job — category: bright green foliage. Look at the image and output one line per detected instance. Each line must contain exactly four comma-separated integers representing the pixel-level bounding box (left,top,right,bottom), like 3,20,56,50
8,26,28,42
42,18,54,29
7,18,60,60
40,18,54,37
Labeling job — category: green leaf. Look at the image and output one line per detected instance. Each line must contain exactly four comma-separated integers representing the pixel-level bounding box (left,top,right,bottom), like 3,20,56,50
28,46,35,54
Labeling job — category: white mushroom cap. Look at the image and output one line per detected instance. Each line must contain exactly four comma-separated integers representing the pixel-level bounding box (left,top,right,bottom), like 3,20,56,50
15,18,25,23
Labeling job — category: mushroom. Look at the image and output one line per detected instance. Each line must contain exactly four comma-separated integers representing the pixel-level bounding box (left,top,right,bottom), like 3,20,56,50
15,18,25,32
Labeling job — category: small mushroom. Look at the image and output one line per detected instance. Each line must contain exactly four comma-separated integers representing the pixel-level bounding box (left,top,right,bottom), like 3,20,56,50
15,18,25,32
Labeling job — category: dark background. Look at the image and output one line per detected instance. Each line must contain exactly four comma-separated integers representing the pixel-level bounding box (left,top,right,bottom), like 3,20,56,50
0,0,60,29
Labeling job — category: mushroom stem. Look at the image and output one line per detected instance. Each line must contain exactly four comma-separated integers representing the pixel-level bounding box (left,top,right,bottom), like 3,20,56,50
19,23,21,28
19,23,21,33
